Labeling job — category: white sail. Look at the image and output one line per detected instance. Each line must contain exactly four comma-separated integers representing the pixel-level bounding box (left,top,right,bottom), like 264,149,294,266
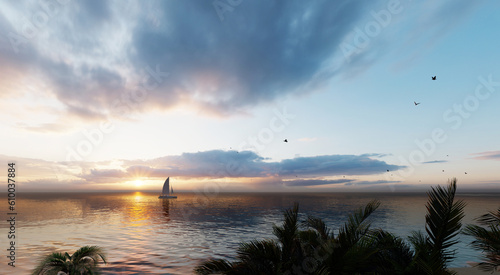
162,177,170,195
159,177,177,199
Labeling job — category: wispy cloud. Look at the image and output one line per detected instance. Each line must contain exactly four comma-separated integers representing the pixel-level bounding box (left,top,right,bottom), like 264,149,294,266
345,180,402,186
470,151,500,161
421,160,448,164
298,137,317,142
284,179,354,187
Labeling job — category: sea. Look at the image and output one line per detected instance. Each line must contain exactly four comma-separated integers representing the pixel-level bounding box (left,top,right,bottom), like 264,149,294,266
1,191,499,274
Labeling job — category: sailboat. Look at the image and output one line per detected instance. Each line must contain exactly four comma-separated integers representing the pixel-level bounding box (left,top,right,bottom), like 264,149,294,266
158,177,177,199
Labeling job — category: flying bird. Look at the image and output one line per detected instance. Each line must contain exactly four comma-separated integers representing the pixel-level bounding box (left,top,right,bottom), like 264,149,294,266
284,139,288,142
414,101,420,106
465,172,468,174
432,76,437,80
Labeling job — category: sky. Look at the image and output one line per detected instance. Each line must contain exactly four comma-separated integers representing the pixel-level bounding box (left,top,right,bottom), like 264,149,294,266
1,0,500,192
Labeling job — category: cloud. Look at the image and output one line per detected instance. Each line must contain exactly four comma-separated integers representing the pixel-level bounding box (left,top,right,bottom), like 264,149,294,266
127,1,378,115
0,0,378,126
25,178,88,190
15,122,72,133
0,0,484,129
276,154,402,177
120,150,270,179
79,168,128,183
298,137,317,142
0,150,404,189
421,160,448,164
332,0,483,76
470,151,500,161
345,180,402,186
284,179,354,187
79,151,404,184
476,181,500,185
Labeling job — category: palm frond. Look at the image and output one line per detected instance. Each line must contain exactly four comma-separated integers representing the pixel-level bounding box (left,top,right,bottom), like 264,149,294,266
32,252,69,275
371,229,415,274
32,246,106,275
303,216,332,241
424,178,466,263
236,239,281,267
272,202,299,243
272,202,300,263
476,208,500,226
328,240,378,274
194,259,234,275
71,246,107,266
463,224,500,272
322,200,380,274
338,199,380,246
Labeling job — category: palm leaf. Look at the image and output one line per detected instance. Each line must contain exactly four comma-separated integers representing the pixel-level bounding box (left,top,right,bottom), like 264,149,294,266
71,246,107,265
371,229,415,274
463,223,500,272
338,199,380,247
236,239,282,271
32,246,106,275
194,259,234,275
424,178,466,263
32,252,70,275
272,202,299,245
303,216,332,241
476,208,500,226
272,202,301,265
323,200,380,274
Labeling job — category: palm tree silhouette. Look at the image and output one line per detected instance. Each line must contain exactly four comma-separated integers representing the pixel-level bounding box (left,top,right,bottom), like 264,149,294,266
32,246,107,275
195,203,302,274
405,178,466,274
195,201,382,274
195,179,466,274
464,207,500,272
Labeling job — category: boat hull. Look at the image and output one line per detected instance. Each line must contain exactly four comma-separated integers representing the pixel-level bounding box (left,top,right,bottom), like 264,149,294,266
158,195,177,199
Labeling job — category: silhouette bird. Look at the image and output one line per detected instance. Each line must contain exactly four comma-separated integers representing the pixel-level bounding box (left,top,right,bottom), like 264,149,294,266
432,76,437,80
442,170,445,172
465,172,467,174
284,139,288,143
387,169,390,172
414,101,420,106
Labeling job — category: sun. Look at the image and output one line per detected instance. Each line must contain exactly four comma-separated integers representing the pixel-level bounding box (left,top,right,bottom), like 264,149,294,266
134,180,143,187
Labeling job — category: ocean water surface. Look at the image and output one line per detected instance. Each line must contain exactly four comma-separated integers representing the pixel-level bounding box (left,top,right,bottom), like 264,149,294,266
1,191,499,274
